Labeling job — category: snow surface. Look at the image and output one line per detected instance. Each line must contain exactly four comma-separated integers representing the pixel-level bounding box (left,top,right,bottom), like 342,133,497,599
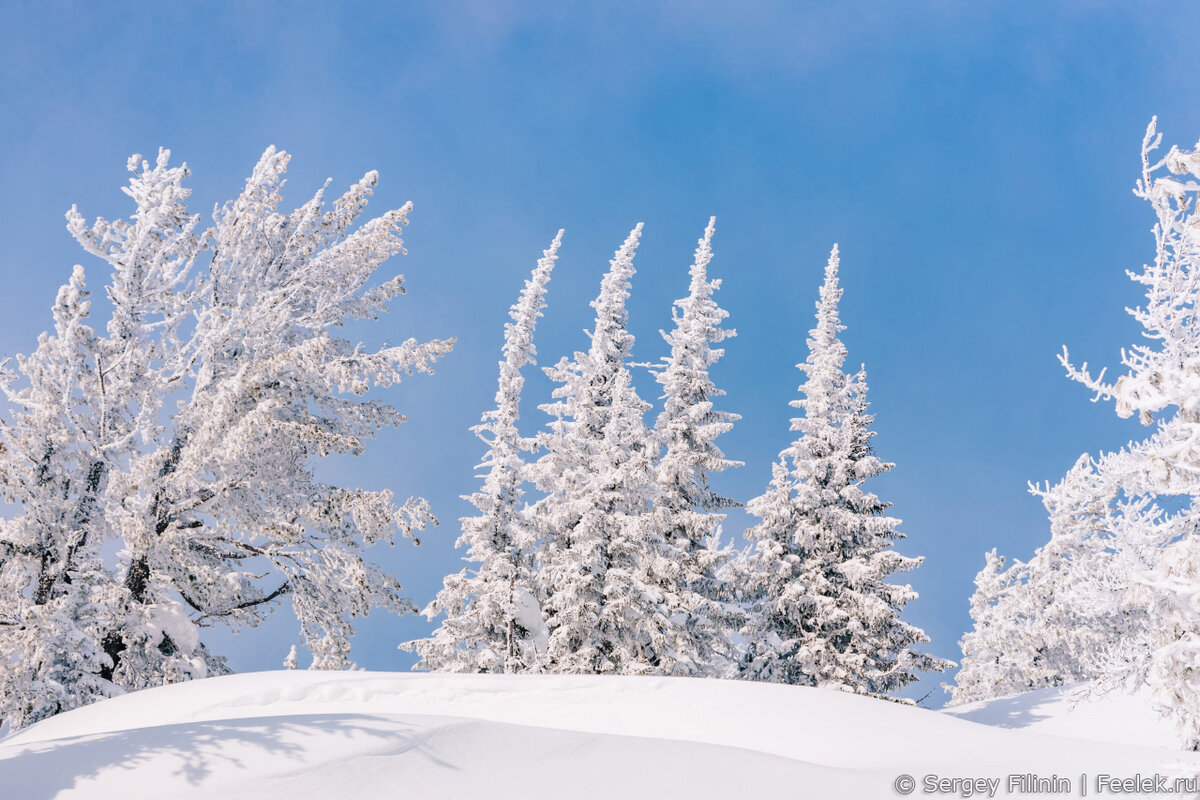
944,683,1184,749
2,672,1198,799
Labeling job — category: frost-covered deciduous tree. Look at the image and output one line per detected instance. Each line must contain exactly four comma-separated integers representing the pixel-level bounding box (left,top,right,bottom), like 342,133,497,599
952,121,1200,745
532,224,682,674
1009,120,1200,746
1138,536,1200,750
404,232,562,673
649,217,742,677
736,246,950,696
0,147,452,726
0,269,125,728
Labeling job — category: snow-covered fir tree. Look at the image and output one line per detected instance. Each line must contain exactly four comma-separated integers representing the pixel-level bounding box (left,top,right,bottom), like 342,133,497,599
950,451,1160,706
648,217,742,677
0,148,452,727
947,544,1103,705
950,550,1025,705
532,224,686,674
736,245,951,696
404,232,562,673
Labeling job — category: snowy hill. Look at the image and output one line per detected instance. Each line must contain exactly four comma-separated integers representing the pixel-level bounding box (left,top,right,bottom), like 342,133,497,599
2,672,1197,800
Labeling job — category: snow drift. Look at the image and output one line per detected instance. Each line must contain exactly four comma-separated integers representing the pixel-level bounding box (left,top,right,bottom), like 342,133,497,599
1,672,1197,799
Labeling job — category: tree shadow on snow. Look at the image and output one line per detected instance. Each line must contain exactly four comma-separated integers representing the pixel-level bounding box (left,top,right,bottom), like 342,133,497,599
947,689,1067,729
0,713,458,799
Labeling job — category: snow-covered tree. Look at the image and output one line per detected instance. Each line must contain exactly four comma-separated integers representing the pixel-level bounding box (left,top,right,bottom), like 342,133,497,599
648,217,742,676
0,268,125,728
404,231,562,673
948,544,1107,705
0,147,452,726
532,224,683,674
952,446,1168,707
736,245,950,696
950,550,1027,705
952,121,1200,743
1019,119,1200,747
1138,536,1200,750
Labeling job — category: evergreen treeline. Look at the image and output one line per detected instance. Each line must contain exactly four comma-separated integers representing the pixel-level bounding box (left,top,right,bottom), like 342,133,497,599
406,221,950,695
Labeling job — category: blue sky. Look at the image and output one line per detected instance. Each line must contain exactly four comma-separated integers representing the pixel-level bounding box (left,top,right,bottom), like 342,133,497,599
2,1,1198,704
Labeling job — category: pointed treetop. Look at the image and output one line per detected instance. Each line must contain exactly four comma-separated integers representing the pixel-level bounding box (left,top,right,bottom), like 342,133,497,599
793,245,850,427
662,217,724,347
812,244,845,354
692,216,716,280
589,223,644,359
675,216,720,319
502,230,563,373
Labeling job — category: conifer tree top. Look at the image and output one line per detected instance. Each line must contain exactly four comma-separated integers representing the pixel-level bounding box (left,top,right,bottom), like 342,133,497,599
588,223,643,362
802,244,847,371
